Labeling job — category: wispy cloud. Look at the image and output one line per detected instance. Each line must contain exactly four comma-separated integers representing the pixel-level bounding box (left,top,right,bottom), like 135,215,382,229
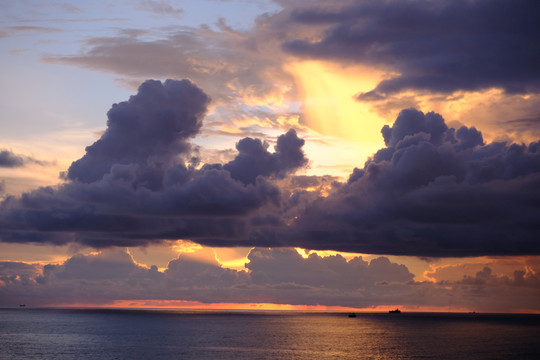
0,25,63,37
0,149,53,168
138,0,183,15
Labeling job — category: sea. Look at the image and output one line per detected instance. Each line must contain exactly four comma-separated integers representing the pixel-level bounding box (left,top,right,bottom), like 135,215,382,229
1,308,539,359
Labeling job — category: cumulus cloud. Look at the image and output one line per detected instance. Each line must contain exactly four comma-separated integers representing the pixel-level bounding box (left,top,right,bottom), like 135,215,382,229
2,248,539,312
246,248,413,289
1,78,539,257
277,109,540,256
222,129,308,185
0,79,307,248
67,79,210,183
282,0,540,98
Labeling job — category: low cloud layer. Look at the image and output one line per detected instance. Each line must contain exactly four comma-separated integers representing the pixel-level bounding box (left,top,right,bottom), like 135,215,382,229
1,248,539,312
1,80,539,257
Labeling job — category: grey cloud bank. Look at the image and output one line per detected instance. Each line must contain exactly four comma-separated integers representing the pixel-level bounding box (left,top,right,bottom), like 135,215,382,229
1,247,539,311
0,150,25,168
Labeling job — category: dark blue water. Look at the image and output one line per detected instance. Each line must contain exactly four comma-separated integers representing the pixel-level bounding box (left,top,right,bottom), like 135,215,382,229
1,308,539,359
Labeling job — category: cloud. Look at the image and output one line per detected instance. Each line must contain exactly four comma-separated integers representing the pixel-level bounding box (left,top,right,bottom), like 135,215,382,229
39,8,308,138
282,0,540,98
0,247,412,307
42,21,292,108
0,150,24,168
503,115,540,139
138,1,183,15
1,78,539,257
246,248,413,289
67,79,210,183
1,248,539,311
0,79,307,248
0,149,50,168
35,0,540,146
277,108,540,256
0,26,63,37
0,261,41,280
222,129,308,185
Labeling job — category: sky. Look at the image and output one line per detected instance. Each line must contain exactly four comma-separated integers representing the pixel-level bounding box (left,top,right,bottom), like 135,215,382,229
1,0,539,313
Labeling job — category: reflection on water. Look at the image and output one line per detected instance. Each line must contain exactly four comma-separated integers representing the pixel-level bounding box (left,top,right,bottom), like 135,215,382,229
1,309,539,359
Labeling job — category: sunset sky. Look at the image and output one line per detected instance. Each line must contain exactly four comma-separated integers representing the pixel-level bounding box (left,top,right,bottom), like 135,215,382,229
1,0,539,313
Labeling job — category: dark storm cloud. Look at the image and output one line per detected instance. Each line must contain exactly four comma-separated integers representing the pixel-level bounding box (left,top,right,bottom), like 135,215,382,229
283,0,540,98
279,109,540,256
0,79,307,248
1,78,539,257
68,79,210,183
0,149,50,168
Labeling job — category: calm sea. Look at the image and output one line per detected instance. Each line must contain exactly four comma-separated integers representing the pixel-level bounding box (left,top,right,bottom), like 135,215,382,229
1,308,539,359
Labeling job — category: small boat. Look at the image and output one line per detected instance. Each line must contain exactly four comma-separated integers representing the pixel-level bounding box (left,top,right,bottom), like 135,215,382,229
348,313,357,318
19,304,26,307
388,309,401,314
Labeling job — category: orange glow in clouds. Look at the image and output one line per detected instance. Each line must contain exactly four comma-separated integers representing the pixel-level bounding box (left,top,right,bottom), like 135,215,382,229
286,61,387,177
287,61,386,143
50,300,520,314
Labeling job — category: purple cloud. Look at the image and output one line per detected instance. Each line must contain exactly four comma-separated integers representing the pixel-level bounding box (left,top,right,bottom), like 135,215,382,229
1,78,539,257
68,79,210,184
282,0,540,98
222,129,308,185
0,149,50,168
0,79,307,248
279,109,540,256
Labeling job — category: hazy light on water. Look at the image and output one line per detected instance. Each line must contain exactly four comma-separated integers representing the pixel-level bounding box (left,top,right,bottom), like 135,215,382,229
1,309,539,359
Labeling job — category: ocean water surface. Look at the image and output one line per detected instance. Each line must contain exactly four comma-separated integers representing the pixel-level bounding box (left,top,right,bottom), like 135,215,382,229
1,308,539,359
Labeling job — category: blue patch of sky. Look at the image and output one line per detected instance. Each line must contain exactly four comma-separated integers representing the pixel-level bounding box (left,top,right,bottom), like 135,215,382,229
0,0,282,140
